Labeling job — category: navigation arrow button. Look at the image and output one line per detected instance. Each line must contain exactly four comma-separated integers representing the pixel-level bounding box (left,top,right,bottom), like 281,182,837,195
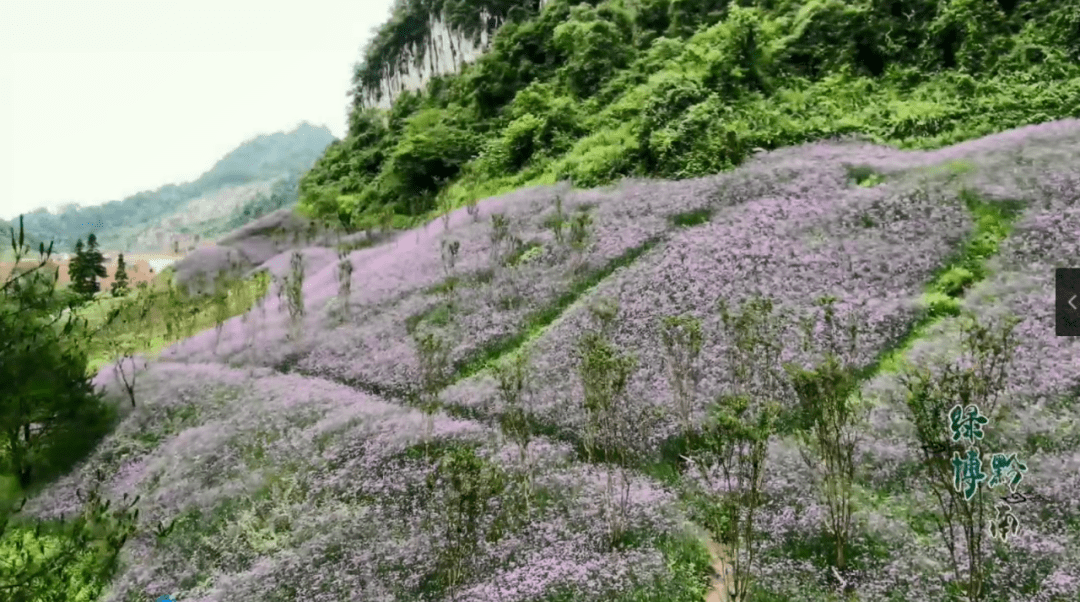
1057,269,1080,336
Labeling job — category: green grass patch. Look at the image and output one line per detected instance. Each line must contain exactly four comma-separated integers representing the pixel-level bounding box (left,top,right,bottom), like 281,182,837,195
83,269,272,375
398,438,484,463
405,301,455,334
844,163,887,187
766,526,893,573
910,158,978,183
453,236,662,381
425,275,462,297
505,240,544,267
669,207,713,228
426,267,501,296
872,188,1025,376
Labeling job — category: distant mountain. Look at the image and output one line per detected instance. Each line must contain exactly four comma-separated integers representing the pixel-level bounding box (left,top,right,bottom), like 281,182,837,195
194,122,338,192
16,122,336,253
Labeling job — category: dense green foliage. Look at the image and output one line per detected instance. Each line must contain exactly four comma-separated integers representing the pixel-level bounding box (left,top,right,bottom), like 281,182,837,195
68,234,107,299
18,123,335,252
109,254,129,297
0,218,139,601
300,0,1080,227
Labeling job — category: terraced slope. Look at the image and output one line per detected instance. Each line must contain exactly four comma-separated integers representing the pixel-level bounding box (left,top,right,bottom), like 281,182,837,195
29,120,1080,602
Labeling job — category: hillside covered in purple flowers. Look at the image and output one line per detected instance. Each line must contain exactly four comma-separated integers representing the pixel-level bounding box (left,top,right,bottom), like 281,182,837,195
16,119,1078,602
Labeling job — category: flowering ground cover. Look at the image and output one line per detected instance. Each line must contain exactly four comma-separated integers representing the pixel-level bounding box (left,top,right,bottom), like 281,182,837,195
27,362,702,602
21,119,1080,602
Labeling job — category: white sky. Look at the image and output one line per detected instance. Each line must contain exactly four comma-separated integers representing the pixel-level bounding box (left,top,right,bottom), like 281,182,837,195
0,0,396,221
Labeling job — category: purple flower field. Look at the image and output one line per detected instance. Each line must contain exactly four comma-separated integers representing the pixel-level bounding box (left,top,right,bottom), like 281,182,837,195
28,119,1080,601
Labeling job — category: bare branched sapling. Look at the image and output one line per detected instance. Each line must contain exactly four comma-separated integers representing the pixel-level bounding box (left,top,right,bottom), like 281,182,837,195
489,213,511,266
285,251,306,338
492,350,534,515
659,314,704,434
413,331,452,454
336,248,354,321
686,296,786,601
784,296,867,574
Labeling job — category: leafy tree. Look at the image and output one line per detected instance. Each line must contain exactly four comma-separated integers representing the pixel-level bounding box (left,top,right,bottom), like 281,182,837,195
66,239,87,296
701,5,776,97
668,0,728,38
637,72,710,173
1,223,115,489
385,107,480,215
68,235,106,298
659,314,704,435
897,311,1021,602
84,234,107,292
424,444,511,602
552,3,634,99
0,216,139,602
491,350,535,514
633,0,673,48
109,253,129,297
412,331,452,454
683,296,786,601
575,297,662,549
784,297,868,573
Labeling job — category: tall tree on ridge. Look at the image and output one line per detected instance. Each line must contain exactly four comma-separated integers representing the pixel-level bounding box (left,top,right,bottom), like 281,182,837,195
68,238,89,296
110,252,130,297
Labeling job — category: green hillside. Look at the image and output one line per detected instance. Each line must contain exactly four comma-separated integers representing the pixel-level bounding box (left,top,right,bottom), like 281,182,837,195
16,122,336,253
6,1,1080,601
298,0,1080,228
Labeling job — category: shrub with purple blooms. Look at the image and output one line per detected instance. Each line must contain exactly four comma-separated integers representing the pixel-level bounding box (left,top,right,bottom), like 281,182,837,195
16,120,1080,602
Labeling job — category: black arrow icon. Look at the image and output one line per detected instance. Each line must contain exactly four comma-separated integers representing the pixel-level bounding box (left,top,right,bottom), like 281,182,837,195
1057,269,1080,336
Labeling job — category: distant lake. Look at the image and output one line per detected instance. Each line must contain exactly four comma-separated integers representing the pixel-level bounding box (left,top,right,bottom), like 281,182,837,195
146,258,177,272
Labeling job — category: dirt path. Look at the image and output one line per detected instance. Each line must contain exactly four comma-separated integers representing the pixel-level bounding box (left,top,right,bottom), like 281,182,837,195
704,537,736,602
683,521,738,602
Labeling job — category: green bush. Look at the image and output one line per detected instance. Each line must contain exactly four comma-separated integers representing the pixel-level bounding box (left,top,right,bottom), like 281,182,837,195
923,291,962,318
638,71,710,172
554,124,640,188
936,266,977,298
300,0,1080,234
553,3,635,99
0,218,139,601
700,5,777,97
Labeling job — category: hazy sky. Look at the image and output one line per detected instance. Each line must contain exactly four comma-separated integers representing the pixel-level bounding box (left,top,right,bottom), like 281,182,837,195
0,0,396,221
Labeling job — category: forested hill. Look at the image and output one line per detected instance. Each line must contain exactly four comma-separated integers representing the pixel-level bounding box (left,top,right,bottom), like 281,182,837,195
17,122,336,253
297,0,1080,230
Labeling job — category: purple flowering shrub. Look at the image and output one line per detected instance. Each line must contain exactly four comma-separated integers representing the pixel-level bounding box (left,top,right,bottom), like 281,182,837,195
24,360,690,602
22,119,1080,602
762,129,1080,601
444,149,970,448
165,164,796,391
